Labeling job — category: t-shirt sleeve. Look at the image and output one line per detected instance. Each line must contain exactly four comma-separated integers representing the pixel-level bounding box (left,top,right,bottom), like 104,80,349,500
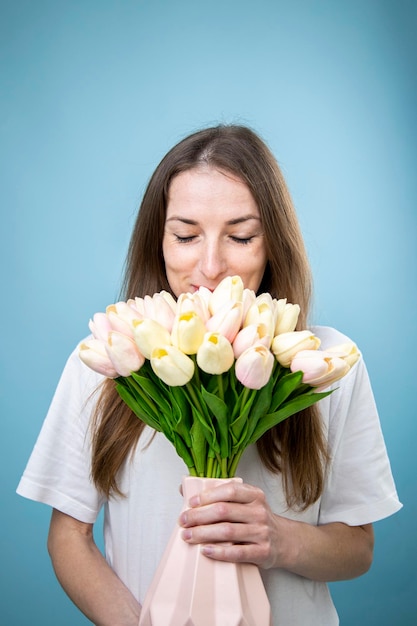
16,347,106,523
318,356,402,526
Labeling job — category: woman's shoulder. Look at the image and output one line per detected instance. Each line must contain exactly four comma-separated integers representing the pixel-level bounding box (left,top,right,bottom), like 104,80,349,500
309,325,354,350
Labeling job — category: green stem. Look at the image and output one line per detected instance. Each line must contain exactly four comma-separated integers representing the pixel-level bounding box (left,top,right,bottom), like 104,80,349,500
124,377,159,418
217,374,224,401
228,451,243,477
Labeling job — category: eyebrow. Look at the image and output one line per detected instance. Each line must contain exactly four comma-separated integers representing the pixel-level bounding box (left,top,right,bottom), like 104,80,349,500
165,214,261,225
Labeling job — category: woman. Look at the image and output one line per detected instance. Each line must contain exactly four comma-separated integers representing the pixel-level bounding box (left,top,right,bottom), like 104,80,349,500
17,125,402,625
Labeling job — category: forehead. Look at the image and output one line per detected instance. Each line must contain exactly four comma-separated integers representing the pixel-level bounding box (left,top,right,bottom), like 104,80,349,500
166,166,259,217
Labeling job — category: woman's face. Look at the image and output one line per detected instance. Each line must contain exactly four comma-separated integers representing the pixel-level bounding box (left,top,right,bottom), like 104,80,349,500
162,166,267,298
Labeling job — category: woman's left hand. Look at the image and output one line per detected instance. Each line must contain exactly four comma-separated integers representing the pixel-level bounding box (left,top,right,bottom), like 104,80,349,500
178,480,287,570
178,480,375,581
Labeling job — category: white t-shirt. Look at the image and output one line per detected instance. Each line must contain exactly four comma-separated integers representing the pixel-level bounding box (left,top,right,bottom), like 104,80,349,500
17,326,402,625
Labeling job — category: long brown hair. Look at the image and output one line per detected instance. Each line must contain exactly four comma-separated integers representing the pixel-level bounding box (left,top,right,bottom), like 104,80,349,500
91,125,328,508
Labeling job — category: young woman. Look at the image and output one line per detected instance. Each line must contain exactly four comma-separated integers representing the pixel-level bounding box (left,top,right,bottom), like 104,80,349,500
17,125,402,625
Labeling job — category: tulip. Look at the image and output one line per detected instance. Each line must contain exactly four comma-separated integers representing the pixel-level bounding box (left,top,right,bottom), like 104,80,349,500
143,293,176,331
271,330,321,367
232,323,271,358
89,312,112,342
105,331,145,377
290,350,350,389
242,288,256,319
196,332,235,375
133,318,172,359
209,276,244,314
273,299,300,335
206,301,243,343
171,311,206,354
78,339,118,378
194,287,212,319
244,295,275,339
177,292,210,323
150,345,195,386
235,344,275,390
326,342,360,368
106,302,141,338
159,290,178,313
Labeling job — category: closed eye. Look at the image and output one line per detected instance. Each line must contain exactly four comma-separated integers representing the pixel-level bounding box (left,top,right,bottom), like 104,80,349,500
230,236,254,245
175,234,196,243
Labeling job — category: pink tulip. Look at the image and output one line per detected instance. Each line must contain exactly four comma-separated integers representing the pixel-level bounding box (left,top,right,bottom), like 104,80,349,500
232,323,271,358
206,301,243,343
143,293,176,331
89,312,112,342
78,340,118,378
241,288,256,319
290,350,350,389
105,331,145,377
235,344,274,390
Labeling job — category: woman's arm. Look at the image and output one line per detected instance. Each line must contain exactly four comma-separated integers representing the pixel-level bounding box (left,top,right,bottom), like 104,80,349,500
179,481,374,582
48,509,141,626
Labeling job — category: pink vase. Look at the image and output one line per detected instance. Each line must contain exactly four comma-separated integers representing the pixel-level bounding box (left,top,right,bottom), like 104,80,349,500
139,476,272,626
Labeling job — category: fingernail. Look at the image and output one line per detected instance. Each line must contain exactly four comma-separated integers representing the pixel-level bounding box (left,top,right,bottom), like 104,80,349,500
201,545,213,556
179,512,188,526
189,495,200,507
182,529,192,541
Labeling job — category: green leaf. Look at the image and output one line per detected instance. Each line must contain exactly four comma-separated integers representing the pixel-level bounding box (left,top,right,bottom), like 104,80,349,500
270,371,305,411
248,389,333,445
130,371,172,414
190,418,207,476
115,382,162,431
170,386,193,447
200,387,230,458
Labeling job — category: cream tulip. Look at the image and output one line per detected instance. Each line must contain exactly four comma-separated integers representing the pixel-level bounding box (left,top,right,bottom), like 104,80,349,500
150,345,195,386
235,344,274,390
271,330,321,367
171,311,206,354
177,292,210,323
133,318,172,359
244,296,275,338
209,275,244,314
273,299,300,335
326,342,361,368
196,332,235,375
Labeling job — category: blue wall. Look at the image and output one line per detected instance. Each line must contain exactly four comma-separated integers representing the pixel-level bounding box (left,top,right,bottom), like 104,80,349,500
1,1,415,624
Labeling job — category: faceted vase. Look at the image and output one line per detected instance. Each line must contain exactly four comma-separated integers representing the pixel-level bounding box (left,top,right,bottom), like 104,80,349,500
139,476,272,626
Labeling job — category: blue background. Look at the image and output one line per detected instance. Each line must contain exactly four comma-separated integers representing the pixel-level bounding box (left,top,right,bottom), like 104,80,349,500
1,1,416,624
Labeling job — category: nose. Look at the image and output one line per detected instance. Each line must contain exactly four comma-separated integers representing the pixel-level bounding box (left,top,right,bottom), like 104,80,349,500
198,239,228,282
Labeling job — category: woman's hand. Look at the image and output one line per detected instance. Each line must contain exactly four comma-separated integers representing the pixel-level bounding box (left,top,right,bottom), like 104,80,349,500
178,480,374,582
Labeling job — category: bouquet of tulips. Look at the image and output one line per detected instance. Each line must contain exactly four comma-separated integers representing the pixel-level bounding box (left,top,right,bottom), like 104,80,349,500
79,276,359,478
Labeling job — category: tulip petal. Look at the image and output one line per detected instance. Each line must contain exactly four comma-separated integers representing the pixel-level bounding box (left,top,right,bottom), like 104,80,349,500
79,340,118,378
